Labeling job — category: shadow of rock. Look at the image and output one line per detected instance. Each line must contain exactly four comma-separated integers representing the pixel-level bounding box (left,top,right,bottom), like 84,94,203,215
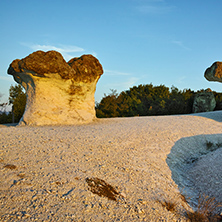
166,134,222,210
190,110,222,123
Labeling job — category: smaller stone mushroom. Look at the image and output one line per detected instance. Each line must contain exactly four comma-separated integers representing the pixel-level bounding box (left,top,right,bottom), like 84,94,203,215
8,50,103,126
192,89,216,113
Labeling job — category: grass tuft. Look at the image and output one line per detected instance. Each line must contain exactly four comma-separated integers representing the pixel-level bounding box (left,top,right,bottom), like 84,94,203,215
158,199,177,212
205,141,222,152
216,142,222,148
206,141,214,150
164,201,176,212
186,194,222,222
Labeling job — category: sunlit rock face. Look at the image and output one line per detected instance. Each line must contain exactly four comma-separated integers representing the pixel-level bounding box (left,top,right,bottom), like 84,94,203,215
204,61,222,83
8,50,103,126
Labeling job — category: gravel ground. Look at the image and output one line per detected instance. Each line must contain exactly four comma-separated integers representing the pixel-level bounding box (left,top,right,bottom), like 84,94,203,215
0,111,221,221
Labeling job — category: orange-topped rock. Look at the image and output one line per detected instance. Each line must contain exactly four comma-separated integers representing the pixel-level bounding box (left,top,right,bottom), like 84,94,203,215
204,61,222,83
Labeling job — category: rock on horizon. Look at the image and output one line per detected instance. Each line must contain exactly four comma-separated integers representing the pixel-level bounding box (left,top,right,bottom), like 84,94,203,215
204,61,222,83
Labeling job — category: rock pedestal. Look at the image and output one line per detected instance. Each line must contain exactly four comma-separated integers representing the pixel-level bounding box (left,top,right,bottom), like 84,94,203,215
8,50,103,126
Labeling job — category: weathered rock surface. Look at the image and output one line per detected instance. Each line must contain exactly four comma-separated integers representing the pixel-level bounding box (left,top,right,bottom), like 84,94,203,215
204,61,222,83
8,50,103,126
192,89,216,113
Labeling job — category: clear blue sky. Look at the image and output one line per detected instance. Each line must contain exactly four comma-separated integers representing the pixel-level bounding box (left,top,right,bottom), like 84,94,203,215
0,0,222,105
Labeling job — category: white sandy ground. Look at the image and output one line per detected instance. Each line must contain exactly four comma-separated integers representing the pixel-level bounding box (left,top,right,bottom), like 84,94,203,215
0,111,222,221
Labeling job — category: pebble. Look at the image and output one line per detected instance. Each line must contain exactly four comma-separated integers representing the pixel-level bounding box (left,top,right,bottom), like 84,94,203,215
85,204,92,211
24,213,31,217
135,206,144,214
32,196,38,200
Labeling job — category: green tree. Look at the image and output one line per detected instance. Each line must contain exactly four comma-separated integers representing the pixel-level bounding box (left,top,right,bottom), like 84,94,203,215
182,88,195,113
9,84,26,123
213,91,222,110
0,93,12,124
96,89,119,118
165,86,184,114
117,91,142,116
0,93,4,111
149,85,170,115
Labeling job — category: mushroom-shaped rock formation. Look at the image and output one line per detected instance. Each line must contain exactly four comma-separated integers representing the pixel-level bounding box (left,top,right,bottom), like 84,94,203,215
8,50,103,126
204,61,222,83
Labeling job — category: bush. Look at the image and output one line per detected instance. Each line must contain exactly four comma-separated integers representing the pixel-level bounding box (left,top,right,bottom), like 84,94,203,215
96,84,196,118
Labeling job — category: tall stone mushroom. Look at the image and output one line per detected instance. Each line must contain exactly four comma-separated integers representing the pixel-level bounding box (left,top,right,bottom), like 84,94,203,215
8,50,103,126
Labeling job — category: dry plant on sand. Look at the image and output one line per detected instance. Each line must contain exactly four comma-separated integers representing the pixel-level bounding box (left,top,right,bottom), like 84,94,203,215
186,194,222,222
158,193,222,221
205,140,222,152
159,199,177,212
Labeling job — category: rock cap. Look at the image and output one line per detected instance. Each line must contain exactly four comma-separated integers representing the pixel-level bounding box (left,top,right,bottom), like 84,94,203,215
204,61,222,83
8,50,103,81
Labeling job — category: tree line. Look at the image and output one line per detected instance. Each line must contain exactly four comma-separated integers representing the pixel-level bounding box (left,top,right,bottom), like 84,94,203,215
96,84,222,118
0,83,222,124
0,84,26,124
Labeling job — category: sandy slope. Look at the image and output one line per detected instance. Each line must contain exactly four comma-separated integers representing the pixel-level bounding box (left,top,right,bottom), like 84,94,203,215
0,111,221,221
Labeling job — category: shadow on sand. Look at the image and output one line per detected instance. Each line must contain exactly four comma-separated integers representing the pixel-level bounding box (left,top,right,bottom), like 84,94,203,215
190,110,222,123
166,134,222,211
